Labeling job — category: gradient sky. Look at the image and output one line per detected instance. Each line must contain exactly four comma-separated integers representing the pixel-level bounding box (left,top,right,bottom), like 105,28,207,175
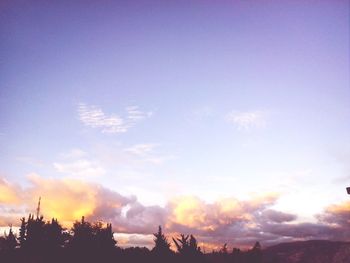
1,0,349,249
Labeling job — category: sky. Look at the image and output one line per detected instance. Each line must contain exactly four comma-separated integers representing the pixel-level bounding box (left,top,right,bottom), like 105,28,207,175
0,0,349,250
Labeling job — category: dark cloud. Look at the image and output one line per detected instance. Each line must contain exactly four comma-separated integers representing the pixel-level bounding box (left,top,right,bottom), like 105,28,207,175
260,209,297,223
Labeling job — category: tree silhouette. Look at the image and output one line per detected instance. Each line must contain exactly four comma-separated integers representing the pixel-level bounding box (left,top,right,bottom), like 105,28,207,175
220,243,228,254
0,212,270,263
25,214,45,251
70,216,94,251
18,217,26,247
152,226,172,257
231,247,242,263
173,234,201,257
3,226,17,250
247,241,262,263
43,218,67,251
68,216,118,263
94,222,116,250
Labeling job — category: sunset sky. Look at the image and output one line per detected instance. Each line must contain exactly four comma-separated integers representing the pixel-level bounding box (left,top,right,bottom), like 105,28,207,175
1,0,349,249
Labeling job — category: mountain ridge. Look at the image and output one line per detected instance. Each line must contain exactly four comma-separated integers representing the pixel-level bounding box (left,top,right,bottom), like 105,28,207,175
263,240,350,263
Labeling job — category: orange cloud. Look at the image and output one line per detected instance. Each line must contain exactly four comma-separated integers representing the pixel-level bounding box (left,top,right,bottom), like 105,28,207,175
169,196,207,228
324,201,350,214
166,194,279,234
0,174,133,227
27,173,97,223
0,178,20,204
1,174,349,248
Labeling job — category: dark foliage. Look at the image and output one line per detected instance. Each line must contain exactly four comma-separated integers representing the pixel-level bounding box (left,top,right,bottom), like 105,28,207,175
0,214,263,263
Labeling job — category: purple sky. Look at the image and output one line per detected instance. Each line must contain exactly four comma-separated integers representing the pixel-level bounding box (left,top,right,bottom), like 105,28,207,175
0,0,349,248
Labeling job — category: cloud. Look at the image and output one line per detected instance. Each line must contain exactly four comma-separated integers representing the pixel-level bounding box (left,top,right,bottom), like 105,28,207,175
126,106,153,122
53,160,106,178
78,103,152,134
1,175,349,248
0,178,21,204
125,144,158,156
316,201,350,240
165,193,282,242
0,173,136,225
260,209,297,223
115,233,154,248
225,110,267,131
53,149,105,178
114,203,167,234
124,144,175,165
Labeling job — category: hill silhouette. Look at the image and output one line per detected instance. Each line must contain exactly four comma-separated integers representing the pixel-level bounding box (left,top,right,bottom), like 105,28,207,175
263,240,350,263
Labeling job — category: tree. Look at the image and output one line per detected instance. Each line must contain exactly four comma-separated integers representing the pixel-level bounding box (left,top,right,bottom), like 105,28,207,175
173,234,201,258
231,247,242,263
3,227,18,250
94,222,116,250
70,216,94,250
220,243,228,255
43,218,66,250
25,214,45,251
152,226,172,256
18,217,26,248
247,241,262,263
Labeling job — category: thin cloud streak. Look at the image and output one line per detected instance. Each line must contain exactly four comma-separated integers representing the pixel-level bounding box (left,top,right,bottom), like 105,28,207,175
78,103,152,134
124,144,175,165
53,149,106,178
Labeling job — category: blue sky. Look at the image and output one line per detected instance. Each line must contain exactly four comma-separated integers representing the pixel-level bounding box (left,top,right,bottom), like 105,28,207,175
0,0,349,248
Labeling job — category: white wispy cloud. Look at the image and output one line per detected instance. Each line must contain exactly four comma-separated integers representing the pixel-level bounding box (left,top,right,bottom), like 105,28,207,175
78,103,152,134
225,110,267,131
53,149,105,178
53,160,106,178
126,106,153,122
124,143,175,165
125,144,158,156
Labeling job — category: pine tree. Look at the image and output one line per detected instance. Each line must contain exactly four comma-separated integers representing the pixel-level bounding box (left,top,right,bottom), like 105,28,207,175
70,216,94,250
25,213,45,251
44,218,65,250
152,226,172,256
4,226,18,250
18,217,26,248
94,222,116,250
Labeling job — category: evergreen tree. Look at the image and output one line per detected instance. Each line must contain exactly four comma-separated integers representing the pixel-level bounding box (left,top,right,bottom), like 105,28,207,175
25,214,45,251
18,217,26,248
4,227,18,250
152,226,172,256
44,218,66,250
94,222,116,250
70,216,94,250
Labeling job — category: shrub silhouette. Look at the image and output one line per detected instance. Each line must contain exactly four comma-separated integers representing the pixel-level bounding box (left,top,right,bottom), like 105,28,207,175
3,227,17,251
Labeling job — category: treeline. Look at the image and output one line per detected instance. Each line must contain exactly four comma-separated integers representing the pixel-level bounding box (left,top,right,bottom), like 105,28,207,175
0,214,262,263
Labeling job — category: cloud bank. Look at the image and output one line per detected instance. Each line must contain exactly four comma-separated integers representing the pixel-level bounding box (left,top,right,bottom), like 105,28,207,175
0,175,348,248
